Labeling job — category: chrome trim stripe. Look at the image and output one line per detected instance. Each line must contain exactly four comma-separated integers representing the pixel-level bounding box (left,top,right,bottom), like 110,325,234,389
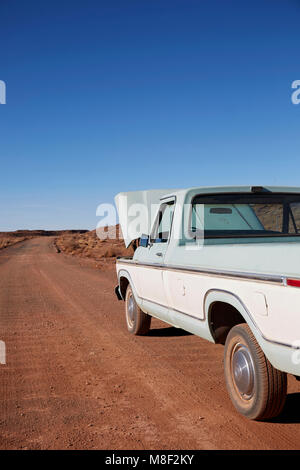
116,259,286,285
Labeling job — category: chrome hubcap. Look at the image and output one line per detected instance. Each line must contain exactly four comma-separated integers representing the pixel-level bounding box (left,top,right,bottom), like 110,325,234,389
127,294,136,327
232,344,255,400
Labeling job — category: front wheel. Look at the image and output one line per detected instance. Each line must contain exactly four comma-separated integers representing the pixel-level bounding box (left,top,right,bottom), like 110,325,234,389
125,285,151,335
224,323,287,420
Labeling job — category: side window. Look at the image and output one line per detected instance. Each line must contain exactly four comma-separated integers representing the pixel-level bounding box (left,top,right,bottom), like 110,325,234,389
151,202,175,243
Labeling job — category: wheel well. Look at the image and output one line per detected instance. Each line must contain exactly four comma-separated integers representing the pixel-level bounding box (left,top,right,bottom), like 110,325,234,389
119,276,130,300
209,301,245,345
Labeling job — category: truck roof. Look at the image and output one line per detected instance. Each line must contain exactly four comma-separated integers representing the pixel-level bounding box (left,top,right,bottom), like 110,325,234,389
161,186,300,200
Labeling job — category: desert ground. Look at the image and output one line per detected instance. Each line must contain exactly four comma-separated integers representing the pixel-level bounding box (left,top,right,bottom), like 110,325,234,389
1,234,300,450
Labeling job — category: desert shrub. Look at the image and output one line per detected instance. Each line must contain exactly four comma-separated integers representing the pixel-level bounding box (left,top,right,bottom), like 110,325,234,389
54,226,133,261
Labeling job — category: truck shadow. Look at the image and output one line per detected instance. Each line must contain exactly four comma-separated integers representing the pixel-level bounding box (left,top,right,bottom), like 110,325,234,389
148,327,191,337
270,393,300,423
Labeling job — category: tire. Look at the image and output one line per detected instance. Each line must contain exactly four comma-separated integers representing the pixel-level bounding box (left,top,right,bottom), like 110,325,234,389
125,285,151,335
224,323,287,420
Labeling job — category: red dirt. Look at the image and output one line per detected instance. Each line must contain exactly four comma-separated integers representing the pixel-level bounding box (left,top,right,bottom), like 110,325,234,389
1,237,300,450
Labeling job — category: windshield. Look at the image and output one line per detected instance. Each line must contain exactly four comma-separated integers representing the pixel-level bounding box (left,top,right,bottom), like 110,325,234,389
191,193,300,239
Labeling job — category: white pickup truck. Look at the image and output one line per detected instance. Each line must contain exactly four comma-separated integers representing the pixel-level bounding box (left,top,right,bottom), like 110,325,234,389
114,186,300,420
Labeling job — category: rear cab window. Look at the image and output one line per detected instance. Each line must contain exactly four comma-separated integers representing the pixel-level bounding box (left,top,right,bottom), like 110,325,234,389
190,193,300,243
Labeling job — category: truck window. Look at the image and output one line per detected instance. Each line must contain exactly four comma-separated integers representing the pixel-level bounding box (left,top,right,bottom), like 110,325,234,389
191,194,300,240
151,201,175,243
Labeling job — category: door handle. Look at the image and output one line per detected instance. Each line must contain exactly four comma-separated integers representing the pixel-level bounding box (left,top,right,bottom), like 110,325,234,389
156,252,163,257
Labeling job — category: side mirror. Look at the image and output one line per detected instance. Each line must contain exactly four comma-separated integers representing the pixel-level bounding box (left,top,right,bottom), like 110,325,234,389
140,234,150,248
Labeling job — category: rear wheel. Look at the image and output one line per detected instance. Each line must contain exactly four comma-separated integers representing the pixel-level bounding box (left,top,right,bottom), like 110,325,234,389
224,323,287,420
125,285,151,335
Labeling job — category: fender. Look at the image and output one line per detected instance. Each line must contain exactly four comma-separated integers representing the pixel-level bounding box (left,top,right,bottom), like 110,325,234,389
204,288,284,354
117,269,143,309
204,289,258,333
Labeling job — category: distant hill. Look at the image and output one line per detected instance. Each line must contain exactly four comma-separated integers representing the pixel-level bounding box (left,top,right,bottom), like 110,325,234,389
0,229,88,251
0,229,88,238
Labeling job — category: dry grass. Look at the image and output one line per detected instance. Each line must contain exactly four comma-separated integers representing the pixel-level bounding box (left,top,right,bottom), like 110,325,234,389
0,236,28,250
54,225,133,263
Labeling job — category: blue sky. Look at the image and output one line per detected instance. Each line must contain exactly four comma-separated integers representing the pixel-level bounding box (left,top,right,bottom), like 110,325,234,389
0,0,299,230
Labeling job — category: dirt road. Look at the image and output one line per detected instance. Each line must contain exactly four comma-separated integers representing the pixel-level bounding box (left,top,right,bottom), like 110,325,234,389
1,237,300,450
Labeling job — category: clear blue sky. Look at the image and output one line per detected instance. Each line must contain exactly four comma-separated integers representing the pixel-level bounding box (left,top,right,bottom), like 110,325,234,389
0,0,299,230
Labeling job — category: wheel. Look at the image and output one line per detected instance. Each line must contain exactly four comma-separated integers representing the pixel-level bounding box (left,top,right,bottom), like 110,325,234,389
224,323,287,420
125,285,151,335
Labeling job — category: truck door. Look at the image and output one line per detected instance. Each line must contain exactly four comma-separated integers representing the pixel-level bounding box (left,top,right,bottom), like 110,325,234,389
136,199,175,307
